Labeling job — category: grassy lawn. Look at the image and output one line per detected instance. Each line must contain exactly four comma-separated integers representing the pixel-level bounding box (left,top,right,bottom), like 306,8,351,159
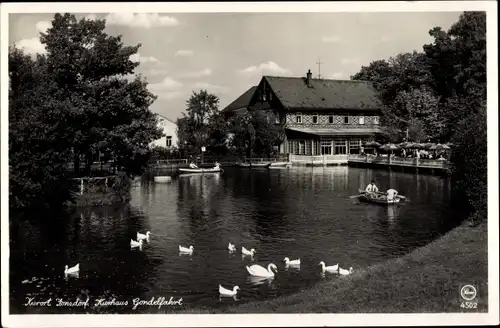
182,222,488,313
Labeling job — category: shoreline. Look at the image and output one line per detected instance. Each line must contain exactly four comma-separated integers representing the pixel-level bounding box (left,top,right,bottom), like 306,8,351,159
180,221,487,313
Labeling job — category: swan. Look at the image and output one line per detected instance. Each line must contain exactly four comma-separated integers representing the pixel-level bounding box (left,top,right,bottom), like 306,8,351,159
283,257,301,266
242,246,256,256
219,284,240,297
130,239,143,248
246,263,277,278
137,231,150,240
179,245,194,254
339,267,354,275
319,261,339,274
228,242,236,252
64,263,79,275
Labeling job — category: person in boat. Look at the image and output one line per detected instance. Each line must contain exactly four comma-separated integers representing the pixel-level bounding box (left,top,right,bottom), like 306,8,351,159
214,161,221,169
189,162,199,169
386,188,398,201
364,180,379,198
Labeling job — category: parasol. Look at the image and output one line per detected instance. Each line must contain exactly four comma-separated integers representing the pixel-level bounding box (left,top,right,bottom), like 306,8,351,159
380,143,400,152
430,143,451,151
364,141,381,148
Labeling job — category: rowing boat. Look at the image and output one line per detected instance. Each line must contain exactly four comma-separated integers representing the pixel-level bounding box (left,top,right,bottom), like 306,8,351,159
178,167,222,174
235,162,272,168
357,188,400,205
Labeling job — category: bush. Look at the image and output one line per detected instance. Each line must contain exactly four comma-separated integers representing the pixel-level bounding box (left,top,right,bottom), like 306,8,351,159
449,106,487,223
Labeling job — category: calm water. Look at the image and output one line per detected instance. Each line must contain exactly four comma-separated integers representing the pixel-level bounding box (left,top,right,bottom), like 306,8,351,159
10,166,457,314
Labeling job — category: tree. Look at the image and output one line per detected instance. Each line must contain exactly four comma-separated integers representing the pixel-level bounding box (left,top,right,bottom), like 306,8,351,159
9,13,163,209
228,110,284,159
9,47,74,209
39,13,161,176
178,90,222,156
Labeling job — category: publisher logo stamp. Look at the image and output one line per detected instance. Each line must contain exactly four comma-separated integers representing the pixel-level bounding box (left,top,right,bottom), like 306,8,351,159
460,285,477,301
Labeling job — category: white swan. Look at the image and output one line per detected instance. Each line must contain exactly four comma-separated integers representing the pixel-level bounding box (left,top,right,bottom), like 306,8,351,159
283,257,301,266
228,242,236,252
339,267,354,275
179,245,194,254
130,239,143,248
137,231,150,240
219,284,240,297
246,263,277,278
319,261,339,274
242,246,256,256
64,263,79,275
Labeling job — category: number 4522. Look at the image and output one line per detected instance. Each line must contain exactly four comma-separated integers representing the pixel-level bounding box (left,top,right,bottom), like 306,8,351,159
461,302,478,309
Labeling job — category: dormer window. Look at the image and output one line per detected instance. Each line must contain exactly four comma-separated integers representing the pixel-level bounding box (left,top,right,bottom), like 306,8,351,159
295,113,302,124
312,113,318,124
262,92,267,101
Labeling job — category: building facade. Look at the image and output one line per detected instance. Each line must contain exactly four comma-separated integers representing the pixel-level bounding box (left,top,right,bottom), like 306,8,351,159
222,70,383,156
151,114,179,149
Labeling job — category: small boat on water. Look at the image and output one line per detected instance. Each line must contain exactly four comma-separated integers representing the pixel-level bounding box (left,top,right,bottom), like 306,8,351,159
269,161,291,168
235,162,272,168
154,176,172,183
178,167,222,174
357,189,401,205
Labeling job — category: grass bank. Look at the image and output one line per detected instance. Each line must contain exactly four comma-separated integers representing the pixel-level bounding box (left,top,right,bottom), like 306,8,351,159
183,222,488,313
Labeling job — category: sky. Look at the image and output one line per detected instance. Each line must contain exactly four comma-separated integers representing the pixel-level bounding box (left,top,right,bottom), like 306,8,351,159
9,12,462,122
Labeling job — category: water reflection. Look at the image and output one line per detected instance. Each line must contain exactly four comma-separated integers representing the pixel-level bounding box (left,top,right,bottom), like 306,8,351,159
10,166,457,313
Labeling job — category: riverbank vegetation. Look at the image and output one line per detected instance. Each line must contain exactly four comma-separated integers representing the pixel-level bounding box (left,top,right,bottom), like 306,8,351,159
9,13,162,210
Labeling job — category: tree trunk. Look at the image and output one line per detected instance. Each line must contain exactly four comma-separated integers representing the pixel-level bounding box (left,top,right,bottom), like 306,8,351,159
73,154,80,176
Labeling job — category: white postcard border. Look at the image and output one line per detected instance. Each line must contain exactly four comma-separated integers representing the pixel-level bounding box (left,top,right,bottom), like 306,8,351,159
1,1,498,327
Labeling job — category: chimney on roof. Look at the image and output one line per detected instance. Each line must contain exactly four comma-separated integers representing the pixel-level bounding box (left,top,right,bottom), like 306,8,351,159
306,69,312,86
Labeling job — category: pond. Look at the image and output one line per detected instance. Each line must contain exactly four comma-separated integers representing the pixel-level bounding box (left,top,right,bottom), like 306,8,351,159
9,166,458,314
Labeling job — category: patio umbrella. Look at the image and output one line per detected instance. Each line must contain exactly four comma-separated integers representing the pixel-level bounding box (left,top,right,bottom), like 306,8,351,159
364,141,381,148
430,143,451,151
398,141,410,148
423,142,435,150
380,143,400,152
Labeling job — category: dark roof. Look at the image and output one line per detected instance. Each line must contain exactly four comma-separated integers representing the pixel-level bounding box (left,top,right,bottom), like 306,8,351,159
221,86,257,113
263,76,382,110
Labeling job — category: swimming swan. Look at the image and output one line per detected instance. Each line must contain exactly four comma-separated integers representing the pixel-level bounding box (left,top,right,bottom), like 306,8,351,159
179,245,194,254
283,257,301,266
242,246,256,256
246,263,277,278
130,239,143,248
339,267,354,275
219,284,240,297
137,231,151,240
64,263,80,275
228,242,236,252
319,261,339,273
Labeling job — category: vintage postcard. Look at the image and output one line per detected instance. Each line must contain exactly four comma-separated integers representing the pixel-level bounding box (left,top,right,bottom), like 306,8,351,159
1,1,498,327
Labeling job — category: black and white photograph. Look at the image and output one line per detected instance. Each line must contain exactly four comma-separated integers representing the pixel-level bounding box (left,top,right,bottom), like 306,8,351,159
1,1,498,327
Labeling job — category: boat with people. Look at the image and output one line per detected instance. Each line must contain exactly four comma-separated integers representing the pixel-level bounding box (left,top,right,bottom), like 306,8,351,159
178,167,222,174
356,188,401,205
178,161,223,174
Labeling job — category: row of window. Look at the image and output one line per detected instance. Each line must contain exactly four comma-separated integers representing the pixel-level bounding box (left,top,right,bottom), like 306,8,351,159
294,113,379,125
288,139,367,155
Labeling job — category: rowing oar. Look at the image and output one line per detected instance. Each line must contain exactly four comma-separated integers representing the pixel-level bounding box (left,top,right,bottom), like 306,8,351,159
350,190,367,199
